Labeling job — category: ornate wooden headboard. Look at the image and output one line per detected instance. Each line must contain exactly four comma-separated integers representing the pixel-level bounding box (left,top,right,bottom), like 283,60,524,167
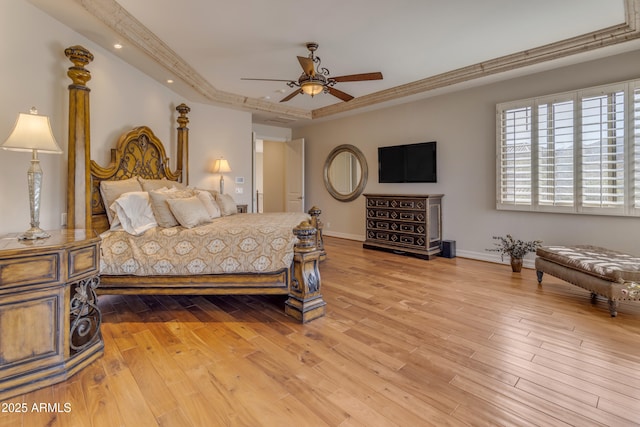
89,125,186,233
65,45,190,233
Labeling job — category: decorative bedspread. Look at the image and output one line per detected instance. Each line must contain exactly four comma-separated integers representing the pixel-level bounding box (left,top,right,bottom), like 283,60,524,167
100,212,310,276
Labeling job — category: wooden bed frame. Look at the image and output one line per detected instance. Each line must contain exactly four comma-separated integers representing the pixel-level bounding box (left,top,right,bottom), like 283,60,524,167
64,45,326,322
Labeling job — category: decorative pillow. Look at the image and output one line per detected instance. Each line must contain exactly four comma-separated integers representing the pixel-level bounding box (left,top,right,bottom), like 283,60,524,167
196,190,222,219
202,188,219,199
148,187,197,227
138,177,186,192
215,193,237,216
100,177,143,224
166,196,211,229
109,191,157,235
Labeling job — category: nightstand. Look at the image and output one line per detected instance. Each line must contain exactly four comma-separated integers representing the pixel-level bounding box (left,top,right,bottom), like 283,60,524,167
0,229,103,400
237,204,248,213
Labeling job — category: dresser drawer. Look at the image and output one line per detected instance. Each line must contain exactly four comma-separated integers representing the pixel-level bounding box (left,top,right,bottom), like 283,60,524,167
68,243,99,280
397,211,426,222
399,235,426,247
368,209,426,222
368,221,426,235
367,231,426,249
368,209,391,219
392,199,426,210
367,220,389,230
0,254,60,288
367,198,390,208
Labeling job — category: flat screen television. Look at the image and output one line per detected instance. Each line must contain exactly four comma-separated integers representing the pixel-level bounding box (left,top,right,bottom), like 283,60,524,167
378,141,437,183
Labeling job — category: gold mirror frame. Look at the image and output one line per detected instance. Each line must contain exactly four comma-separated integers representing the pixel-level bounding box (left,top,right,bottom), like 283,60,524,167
323,144,368,202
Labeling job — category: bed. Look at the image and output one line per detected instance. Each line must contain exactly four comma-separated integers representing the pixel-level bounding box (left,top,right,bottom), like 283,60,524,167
63,45,326,322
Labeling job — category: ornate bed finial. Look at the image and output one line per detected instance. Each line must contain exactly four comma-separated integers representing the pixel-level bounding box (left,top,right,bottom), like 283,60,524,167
65,45,94,88
308,206,326,260
293,221,317,252
176,103,190,129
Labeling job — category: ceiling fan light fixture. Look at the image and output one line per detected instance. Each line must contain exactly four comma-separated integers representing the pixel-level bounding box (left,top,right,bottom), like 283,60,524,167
301,81,324,96
299,74,326,97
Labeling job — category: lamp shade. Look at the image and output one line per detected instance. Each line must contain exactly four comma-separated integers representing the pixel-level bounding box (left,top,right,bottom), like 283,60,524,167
211,158,232,174
2,109,62,154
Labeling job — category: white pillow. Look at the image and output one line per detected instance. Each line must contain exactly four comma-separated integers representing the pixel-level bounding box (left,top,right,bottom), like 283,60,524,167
215,193,237,216
148,187,197,227
138,177,186,192
100,177,143,224
109,191,157,235
196,190,221,219
166,196,212,228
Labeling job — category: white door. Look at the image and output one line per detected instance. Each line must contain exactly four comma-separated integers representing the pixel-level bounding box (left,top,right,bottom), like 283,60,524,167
285,138,304,212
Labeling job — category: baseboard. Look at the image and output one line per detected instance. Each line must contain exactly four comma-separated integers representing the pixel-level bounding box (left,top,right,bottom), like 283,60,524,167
455,249,536,269
324,231,365,242
322,236,537,269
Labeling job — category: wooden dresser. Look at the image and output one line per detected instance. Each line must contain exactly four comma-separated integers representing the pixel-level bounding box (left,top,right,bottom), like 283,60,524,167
363,194,443,259
0,229,103,400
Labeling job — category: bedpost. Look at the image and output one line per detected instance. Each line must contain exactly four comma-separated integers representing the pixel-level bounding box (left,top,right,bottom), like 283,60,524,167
308,206,326,261
285,221,326,323
65,46,94,230
176,103,190,185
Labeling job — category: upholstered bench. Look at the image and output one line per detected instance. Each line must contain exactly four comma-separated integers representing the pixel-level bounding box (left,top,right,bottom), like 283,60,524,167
535,245,640,317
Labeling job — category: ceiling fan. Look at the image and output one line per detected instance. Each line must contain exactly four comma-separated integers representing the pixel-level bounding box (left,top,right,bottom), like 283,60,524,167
241,42,383,103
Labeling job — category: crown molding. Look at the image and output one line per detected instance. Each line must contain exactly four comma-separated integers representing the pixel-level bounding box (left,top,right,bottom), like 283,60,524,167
312,0,640,119
76,0,311,120
77,0,640,122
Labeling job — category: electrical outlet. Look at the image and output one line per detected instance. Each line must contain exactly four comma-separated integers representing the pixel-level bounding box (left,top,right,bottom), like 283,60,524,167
326,222,330,229
61,212,67,227
235,187,243,194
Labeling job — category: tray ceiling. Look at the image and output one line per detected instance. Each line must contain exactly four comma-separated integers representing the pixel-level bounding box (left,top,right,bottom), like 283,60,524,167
27,0,640,126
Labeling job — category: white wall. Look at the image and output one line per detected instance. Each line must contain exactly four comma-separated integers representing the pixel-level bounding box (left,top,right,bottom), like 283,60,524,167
295,49,640,261
253,123,292,141
0,0,252,235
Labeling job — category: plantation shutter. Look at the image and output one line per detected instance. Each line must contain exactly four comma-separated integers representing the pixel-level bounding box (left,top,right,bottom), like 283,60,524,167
537,99,574,207
633,83,640,210
498,105,532,206
580,87,625,211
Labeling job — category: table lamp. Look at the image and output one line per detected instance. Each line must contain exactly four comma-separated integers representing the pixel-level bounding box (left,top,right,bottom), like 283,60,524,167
210,158,232,194
2,107,62,239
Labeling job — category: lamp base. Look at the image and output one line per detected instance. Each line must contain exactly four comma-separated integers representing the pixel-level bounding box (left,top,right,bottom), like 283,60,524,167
18,227,50,240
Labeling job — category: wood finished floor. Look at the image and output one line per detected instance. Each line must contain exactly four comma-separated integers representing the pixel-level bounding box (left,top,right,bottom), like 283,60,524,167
2,237,640,426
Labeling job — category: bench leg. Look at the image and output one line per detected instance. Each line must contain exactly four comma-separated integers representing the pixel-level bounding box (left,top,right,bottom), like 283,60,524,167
536,270,544,284
608,299,618,317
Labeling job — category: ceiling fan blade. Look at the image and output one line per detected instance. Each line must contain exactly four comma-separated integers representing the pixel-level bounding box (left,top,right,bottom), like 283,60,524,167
241,78,294,82
331,72,383,82
327,86,354,102
297,56,315,76
280,89,302,103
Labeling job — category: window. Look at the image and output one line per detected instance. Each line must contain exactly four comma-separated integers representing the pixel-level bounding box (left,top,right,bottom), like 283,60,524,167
497,79,640,216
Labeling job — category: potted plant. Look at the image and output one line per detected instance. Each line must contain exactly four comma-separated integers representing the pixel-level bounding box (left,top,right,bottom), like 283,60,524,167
487,234,542,272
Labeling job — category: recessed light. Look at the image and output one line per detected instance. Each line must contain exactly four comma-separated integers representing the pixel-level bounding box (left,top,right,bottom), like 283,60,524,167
261,96,271,100
166,79,174,84
275,89,286,94
113,43,123,49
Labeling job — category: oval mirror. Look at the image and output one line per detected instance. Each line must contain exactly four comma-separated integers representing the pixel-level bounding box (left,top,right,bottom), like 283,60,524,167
323,144,368,202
